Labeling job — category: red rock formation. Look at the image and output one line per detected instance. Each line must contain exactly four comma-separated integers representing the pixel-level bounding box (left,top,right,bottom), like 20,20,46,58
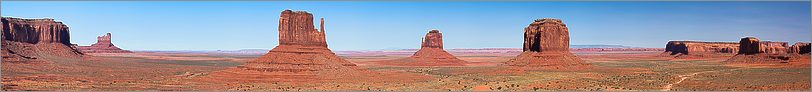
738,37,761,55
663,41,739,55
376,29,467,66
1,17,83,62
788,42,811,54
504,18,589,68
727,37,797,63
239,10,355,72
759,41,788,54
77,33,132,53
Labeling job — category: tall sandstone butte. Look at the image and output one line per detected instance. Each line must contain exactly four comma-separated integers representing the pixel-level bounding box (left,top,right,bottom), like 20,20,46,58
663,41,739,55
239,10,355,72
407,29,466,65
504,18,589,68
1,17,84,62
77,33,132,53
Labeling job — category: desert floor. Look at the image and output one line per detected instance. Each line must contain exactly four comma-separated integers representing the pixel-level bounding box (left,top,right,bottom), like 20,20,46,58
2,51,809,91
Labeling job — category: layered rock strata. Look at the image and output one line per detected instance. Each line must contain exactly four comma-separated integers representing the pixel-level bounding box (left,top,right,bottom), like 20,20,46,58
77,33,132,53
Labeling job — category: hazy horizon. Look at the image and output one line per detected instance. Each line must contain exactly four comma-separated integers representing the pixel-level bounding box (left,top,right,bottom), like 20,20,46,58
3,1,810,51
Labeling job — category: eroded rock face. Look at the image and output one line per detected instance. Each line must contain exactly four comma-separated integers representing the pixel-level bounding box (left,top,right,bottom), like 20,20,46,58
421,30,443,49
789,42,811,54
664,41,739,55
77,33,132,53
240,10,355,72
2,17,71,45
1,17,83,62
522,18,569,52
738,37,761,55
406,29,466,66
759,41,788,54
505,18,589,68
727,37,796,63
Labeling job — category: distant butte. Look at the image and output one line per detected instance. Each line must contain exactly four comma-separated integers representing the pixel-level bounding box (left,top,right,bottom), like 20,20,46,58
371,29,467,66
503,18,590,69
78,33,132,53
1,17,84,62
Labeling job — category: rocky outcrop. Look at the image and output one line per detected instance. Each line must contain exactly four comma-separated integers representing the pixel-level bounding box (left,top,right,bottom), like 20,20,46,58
737,37,761,55
77,33,132,53
504,18,589,69
663,41,739,55
239,10,355,72
788,42,811,54
727,37,797,63
736,37,790,55
1,17,83,62
759,41,788,54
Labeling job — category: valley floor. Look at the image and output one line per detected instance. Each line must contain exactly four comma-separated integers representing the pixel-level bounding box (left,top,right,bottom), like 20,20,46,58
2,51,809,91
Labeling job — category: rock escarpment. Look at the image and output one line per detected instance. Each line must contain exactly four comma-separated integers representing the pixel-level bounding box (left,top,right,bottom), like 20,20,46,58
239,10,355,72
726,37,798,63
788,42,811,54
1,17,83,62
664,41,739,55
504,18,589,68
77,33,132,53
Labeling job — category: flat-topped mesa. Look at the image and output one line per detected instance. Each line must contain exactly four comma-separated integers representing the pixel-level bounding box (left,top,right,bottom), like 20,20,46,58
505,18,589,68
278,10,327,47
241,10,355,72
738,37,761,55
664,41,739,55
788,42,811,54
77,33,132,53
408,29,465,65
1,17,83,62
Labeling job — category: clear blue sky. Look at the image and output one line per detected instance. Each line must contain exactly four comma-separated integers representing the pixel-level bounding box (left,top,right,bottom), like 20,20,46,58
2,1,809,51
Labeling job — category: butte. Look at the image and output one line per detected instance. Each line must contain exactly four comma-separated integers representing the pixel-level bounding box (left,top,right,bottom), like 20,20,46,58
77,33,132,53
239,10,356,72
502,18,590,70
372,29,467,66
724,37,808,64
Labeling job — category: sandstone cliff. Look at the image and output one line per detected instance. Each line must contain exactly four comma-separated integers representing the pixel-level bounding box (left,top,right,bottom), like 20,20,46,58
663,41,739,55
504,18,589,69
77,33,132,53
788,42,811,54
239,10,356,72
726,37,799,63
1,17,84,62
